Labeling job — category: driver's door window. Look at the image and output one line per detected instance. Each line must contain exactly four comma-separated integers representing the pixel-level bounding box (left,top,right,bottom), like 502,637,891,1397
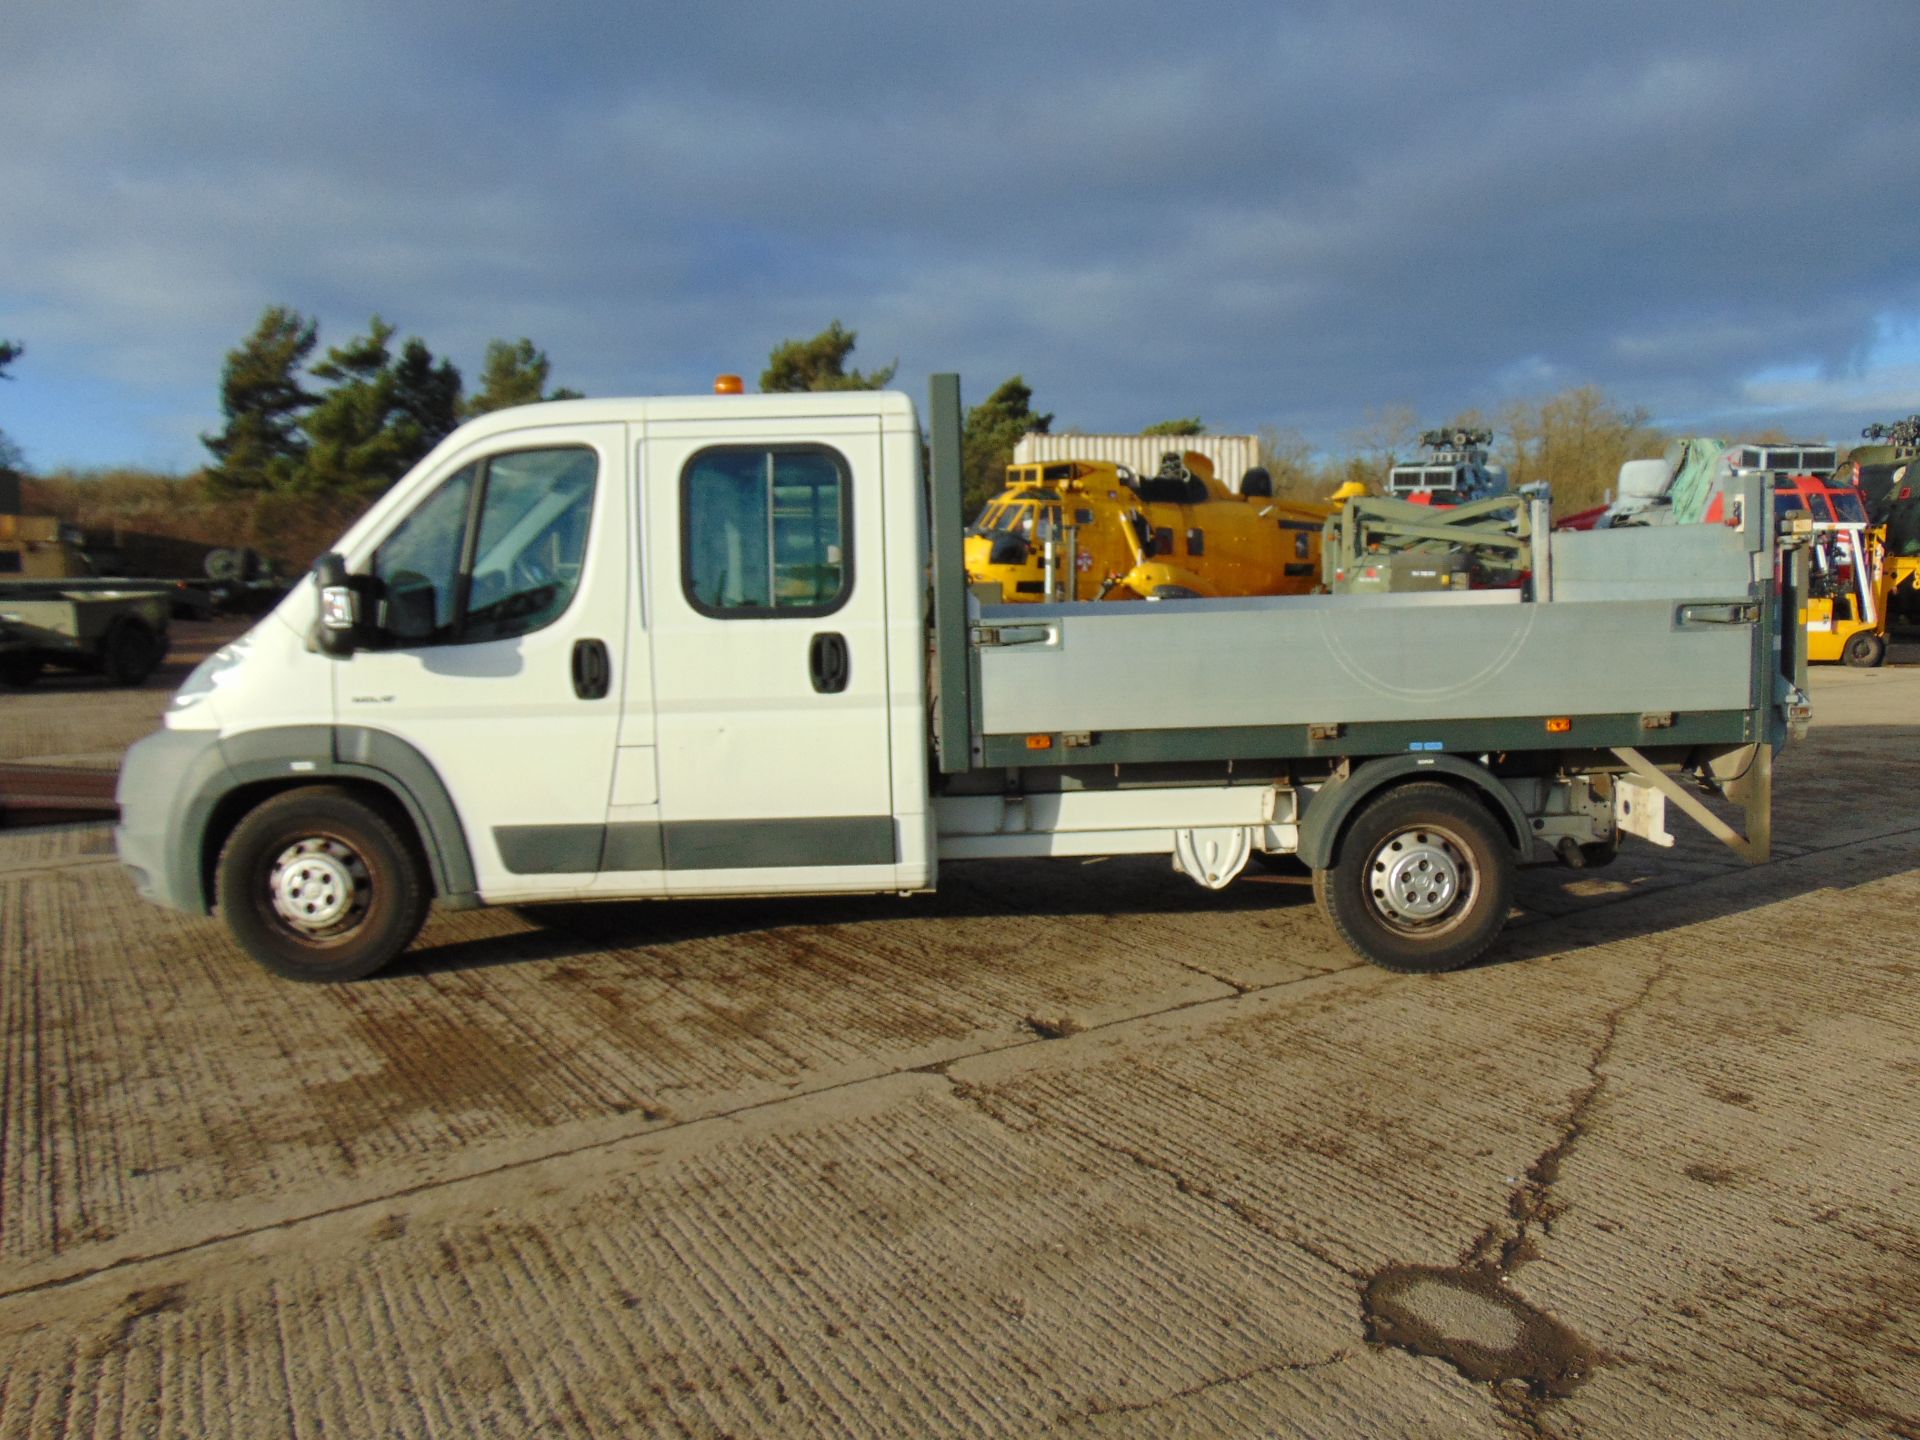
370,448,597,645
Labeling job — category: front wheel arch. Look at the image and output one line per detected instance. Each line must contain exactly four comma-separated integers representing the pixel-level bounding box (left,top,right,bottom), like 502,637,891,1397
177,726,478,915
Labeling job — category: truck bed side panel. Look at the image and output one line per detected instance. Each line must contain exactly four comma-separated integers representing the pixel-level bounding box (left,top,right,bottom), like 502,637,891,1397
977,522,1762,737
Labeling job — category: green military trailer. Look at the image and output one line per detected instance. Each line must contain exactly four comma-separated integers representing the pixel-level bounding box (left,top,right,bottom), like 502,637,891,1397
0,581,171,688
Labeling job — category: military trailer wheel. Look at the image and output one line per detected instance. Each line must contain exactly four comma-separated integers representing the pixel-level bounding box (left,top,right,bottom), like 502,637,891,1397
1842,631,1886,669
102,618,165,685
0,652,42,689
1321,782,1512,974
217,786,430,982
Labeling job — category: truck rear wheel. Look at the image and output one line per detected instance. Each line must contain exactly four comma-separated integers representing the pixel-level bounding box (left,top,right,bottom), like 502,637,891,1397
1321,783,1512,974
217,787,430,982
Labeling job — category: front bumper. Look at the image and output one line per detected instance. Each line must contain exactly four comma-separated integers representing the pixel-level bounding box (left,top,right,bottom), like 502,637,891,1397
115,727,227,913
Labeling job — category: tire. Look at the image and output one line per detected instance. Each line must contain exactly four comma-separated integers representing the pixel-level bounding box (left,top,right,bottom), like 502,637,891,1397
217,786,431,982
1842,631,1886,668
101,618,165,685
1320,782,1513,974
0,652,42,689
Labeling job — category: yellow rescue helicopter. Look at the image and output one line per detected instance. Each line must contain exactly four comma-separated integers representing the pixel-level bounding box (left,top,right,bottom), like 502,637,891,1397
964,451,1351,601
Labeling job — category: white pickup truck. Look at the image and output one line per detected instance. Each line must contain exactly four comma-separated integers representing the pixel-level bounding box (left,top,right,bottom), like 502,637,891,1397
116,376,1811,981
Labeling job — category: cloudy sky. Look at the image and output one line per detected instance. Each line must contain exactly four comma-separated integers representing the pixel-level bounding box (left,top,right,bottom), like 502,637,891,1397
4,1,1920,471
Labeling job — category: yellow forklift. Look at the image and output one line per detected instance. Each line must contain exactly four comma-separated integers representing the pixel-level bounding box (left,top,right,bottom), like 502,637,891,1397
1779,471,1888,666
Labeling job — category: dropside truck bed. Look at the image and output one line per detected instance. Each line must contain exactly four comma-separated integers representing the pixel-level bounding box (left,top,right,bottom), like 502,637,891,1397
923,375,1809,971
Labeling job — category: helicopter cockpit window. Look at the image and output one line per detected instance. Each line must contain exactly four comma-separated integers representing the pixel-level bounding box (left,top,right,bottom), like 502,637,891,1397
976,505,1027,535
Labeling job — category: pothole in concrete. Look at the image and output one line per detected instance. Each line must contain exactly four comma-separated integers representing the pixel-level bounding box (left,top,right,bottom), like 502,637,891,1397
1363,1264,1602,1398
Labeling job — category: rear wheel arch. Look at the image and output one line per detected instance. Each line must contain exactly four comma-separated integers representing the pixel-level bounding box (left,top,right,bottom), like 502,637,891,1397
1299,756,1531,871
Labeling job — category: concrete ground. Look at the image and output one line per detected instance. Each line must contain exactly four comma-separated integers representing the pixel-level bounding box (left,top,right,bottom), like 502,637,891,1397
1,630,1917,1437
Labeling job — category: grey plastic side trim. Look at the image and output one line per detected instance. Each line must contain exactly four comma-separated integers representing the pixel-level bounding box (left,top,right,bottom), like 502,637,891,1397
493,817,898,875
666,817,896,870
1297,755,1534,870
496,824,604,875
601,822,665,871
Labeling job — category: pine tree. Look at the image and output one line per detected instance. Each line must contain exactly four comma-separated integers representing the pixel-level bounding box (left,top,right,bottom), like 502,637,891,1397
202,308,318,494
760,322,896,393
300,317,413,499
465,338,581,416
962,376,1053,513
390,338,464,467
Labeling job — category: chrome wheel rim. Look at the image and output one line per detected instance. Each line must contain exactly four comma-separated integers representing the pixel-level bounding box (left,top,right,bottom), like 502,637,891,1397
1367,824,1474,935
269,837,369,937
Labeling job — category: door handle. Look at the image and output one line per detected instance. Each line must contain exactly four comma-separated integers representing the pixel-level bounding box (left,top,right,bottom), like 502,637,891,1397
809,632,849,694
572,638,612,699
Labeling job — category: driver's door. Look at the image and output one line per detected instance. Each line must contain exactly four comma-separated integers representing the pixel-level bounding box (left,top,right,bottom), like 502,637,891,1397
337,424,629,898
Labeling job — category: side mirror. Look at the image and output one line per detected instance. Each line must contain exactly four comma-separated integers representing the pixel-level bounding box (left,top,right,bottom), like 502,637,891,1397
312,552,360,658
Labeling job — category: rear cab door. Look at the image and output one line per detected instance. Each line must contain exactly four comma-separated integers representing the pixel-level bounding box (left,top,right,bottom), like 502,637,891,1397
609,395,922,895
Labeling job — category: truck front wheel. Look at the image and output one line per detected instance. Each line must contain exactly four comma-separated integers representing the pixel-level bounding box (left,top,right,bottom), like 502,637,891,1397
1320,783,1512,974
217,787,431,982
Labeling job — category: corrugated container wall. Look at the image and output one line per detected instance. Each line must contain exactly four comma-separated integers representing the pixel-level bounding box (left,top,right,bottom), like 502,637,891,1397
1012,434,1263,492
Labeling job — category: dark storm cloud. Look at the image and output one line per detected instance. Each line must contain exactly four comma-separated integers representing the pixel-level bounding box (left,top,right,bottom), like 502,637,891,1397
3,0,1919,464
